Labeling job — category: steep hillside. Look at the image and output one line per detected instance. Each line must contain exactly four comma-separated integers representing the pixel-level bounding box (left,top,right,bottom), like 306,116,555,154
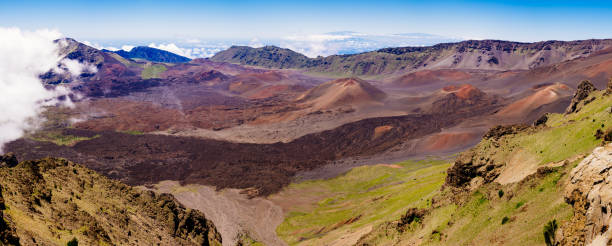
211,39,612,76
109,46,191,63
0,156,222,246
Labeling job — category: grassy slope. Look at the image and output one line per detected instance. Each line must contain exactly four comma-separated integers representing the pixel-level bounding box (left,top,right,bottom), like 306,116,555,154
141,63,167,79
470,90,610,168
275,160,450,245
29,131,99,146
361,164,574,245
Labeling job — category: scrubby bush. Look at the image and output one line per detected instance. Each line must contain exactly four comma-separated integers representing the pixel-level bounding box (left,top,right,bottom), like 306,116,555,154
501,216,510,225
543,219,558,246
67,237,78,246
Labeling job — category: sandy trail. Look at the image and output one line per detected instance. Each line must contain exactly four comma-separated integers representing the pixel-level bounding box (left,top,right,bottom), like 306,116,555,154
151,181,286,246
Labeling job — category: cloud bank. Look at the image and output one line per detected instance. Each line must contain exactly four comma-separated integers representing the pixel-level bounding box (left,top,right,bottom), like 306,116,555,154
0,27,82,152
280,32,462,58
92,31,461,59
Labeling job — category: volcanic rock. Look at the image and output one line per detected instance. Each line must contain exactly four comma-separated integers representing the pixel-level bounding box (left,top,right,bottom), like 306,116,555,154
0,153,18,168
561,144,612,245
566,80,596,114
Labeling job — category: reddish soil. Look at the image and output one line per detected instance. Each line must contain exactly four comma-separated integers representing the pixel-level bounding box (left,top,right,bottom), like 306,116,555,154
420,131,481,152
495,83,572,119
442,84,485,100
296,78,387,110
393,69,473,86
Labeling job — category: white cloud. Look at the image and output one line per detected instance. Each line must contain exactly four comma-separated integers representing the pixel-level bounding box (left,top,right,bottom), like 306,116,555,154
148,42,193,58
0,27,83,152
284,34,351,42
249,38,264,48
280,32,463,58
61,58,98,76
121,45,135,52
83,40,122,51
185,38,201,44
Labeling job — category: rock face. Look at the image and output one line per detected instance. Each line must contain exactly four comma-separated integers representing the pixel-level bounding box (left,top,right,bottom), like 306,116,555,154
0,153,18,168
562,144,612,245
566,80,597,114
0,156,222,246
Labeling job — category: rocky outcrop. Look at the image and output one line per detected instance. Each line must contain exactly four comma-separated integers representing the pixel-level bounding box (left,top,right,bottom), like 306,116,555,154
561,144,612,245
444,124,531,192
0,156,222,246
0,153,17,168
397,208,428,231
566,80,596,114
483,124,530,141
444,149,503,190
0,184,19,245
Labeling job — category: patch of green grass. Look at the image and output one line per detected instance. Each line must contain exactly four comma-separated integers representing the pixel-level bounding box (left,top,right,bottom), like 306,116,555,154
440,168,572,245
141,64,167,79
29,131,99,146
517,91,611,164
122,130,144,135
276,159,450,245
470,91,611,167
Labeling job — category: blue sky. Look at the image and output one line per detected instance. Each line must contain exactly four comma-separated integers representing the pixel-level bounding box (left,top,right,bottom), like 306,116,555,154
2,0,612,41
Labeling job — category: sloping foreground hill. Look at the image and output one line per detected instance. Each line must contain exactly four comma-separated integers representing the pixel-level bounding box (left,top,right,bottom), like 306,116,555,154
0,156,222,246
272,80,611,245
354,80,612,245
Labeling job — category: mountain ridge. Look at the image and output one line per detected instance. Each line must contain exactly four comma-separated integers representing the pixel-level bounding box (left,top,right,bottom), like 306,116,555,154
106,46,191,63
211,39,612,75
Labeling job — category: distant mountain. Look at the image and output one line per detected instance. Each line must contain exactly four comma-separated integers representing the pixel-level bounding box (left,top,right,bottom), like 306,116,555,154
211,45,309,69
106,46,191,63
211,39,612,76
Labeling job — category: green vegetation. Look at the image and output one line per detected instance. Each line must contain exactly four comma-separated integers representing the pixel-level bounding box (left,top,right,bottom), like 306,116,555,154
141,63,167,79
360,164,572,245
122,130,144,135
501,216,510,225
67,237,78,246
543,219,559,246
275,160,450,245
470,90,611,167
29,131,99,146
